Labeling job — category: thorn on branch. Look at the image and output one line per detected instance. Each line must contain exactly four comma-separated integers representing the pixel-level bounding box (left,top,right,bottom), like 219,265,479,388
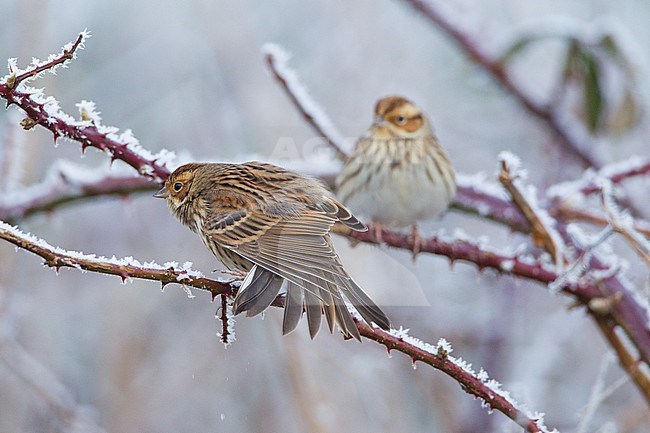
217,294,236,348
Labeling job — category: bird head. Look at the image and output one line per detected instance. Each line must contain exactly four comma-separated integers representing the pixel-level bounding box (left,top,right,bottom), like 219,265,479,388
370,96,430,138
154,163,202,209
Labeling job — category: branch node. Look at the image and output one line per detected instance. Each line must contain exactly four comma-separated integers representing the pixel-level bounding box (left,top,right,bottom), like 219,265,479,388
588,292,624,316
20,117,38,131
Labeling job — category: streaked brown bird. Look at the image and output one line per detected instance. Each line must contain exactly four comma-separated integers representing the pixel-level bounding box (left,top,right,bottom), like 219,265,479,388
336,96,456,255
155,161,390,340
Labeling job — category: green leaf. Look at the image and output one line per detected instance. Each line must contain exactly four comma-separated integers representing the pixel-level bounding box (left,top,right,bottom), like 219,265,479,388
581,51,603,132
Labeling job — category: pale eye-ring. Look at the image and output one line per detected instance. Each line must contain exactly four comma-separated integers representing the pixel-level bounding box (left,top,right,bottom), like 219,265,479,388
173,182,183,192
395,115,407,125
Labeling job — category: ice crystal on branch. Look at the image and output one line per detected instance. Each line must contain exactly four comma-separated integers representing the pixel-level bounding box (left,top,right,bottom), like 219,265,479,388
262,43,349,160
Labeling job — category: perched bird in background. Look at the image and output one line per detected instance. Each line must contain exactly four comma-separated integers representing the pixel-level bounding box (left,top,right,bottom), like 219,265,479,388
336,96,456,256
155,161,391,340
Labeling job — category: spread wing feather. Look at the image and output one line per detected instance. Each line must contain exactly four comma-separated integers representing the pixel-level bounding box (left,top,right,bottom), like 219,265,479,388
202,186,388,337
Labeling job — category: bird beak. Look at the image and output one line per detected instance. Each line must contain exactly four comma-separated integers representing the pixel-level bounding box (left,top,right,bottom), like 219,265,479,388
372,115,384,127
153,187,169,199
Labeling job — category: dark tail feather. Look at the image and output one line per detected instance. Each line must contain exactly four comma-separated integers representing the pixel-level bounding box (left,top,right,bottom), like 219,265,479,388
332,296,361,341
233,265,284,317
335,205,367,232
282,282,304,335
343,277,391,330
303,290,322,339
316,270,337,334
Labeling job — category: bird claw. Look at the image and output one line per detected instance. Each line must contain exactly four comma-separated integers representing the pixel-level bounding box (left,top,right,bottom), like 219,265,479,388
373,223,384,244
411,225,422,262
217,269,248,284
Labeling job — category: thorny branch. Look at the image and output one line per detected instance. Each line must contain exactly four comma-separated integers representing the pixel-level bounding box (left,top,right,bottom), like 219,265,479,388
498,158,563,264
0,221,550,433
6,34,85,90
1,31,649,425
0,33,171,183
355,322,546,433
0,221,234,297
262,40,650,390
0,170,153,223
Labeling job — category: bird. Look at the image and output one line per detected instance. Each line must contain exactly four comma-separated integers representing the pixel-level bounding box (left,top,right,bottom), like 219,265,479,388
155,161,391,340
336,96,456,256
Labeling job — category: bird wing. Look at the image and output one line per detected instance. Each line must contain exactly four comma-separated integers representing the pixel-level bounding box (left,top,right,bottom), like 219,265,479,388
203,200,349,298
201,187,390,334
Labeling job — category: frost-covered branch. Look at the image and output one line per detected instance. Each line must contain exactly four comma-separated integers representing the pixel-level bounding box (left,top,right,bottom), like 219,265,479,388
263,43,350,161
0,221,234,297
400,0,601,169
0,160,153,222
601,181,650,265
454,173,530,231
4,33,86,91
0,220,554,431
0,33,174,183
548,156,650,199
553,205,650,238
336,223,650,370
594,319,650,406
356,323,554,433
217,295,236,348
498,152,565,264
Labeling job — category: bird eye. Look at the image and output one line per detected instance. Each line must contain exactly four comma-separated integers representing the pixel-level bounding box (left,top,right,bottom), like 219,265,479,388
395,115,407,125
173,182,183,192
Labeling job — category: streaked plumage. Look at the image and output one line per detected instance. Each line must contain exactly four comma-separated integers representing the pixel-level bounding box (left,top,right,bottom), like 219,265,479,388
156,161,390,340
336,96,456,227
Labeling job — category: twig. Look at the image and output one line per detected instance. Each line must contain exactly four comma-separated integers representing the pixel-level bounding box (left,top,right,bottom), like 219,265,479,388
0,34,172,183
553,205,650,238
594,320,650,406
263,44,349,161
549,156,650,198
498,154,564,264
217,294,236,348
454,173,530,232
356,323,552,433
7,34,85,90
0,162,154,223
400,0,601,168
601,181,650,265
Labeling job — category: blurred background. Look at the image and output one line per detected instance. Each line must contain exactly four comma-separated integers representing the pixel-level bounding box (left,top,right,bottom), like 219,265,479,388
0,1,649,432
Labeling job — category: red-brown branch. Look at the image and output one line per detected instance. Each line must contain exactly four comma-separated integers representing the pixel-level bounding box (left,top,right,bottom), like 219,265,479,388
0,174,153,222
0,220,550,432
264,46,349,161
335,223,650,370
0,221,232,296
0,85,172,182
400,0,601,169
7,34,85,90
356,322,546,432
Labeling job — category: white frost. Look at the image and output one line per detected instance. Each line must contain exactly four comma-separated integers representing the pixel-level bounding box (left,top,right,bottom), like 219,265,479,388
0,221,206,285
262,43,349,154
